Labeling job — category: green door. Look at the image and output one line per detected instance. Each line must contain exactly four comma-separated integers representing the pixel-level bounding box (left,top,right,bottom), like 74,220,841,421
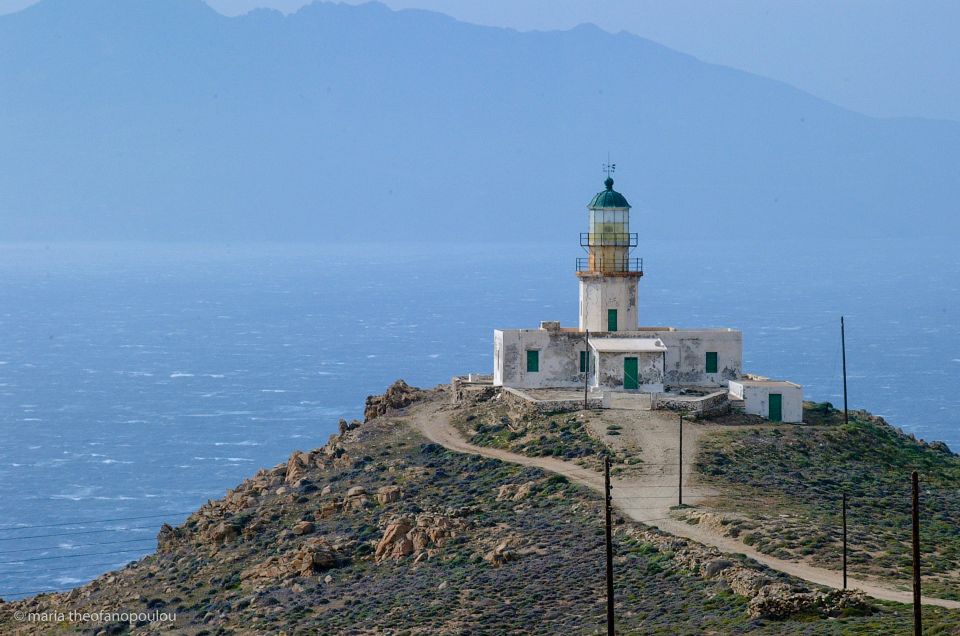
607,309,618,332
526,350,539,373
624,357,639,390
769,393,782,422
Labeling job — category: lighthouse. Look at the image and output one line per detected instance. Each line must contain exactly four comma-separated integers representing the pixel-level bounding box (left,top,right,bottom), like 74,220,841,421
577,176,643,332
492,167,765,408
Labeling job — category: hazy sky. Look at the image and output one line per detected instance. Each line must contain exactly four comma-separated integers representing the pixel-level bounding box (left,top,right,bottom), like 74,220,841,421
3,0,957,121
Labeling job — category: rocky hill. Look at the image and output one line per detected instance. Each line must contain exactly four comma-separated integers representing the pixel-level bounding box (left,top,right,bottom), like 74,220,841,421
1,382,958,634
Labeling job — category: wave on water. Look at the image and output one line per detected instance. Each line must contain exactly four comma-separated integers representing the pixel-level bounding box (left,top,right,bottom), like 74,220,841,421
169,372,194,378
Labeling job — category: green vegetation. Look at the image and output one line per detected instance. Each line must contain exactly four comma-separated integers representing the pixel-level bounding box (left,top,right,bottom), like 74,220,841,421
453,400,622,469
696,402,960,600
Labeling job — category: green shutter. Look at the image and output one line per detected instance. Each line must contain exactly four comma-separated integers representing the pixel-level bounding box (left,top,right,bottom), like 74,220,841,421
607,309,618,332
526,350,539,373
705,351,718,373
580,350,589,372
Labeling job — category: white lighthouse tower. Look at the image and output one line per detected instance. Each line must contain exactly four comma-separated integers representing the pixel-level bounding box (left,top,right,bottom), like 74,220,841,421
577,174,642,332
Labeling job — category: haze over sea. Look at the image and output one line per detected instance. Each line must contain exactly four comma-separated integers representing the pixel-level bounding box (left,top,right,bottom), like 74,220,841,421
0,239,956,596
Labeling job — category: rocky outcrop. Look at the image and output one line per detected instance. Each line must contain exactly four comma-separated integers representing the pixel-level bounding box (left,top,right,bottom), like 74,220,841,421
374,513,467,563
748,584,869,619
484,539,515,566
496,481,535,502
240,537,346,583
620,525,871,620
364,379,424,421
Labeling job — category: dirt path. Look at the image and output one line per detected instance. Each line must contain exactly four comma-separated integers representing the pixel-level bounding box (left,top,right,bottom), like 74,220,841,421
403,400,960,609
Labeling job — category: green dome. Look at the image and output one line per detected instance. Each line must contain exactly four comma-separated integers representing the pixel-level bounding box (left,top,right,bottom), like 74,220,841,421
588,177,630,209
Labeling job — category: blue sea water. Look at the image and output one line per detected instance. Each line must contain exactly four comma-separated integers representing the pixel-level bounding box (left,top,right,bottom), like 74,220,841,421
0,240,957,597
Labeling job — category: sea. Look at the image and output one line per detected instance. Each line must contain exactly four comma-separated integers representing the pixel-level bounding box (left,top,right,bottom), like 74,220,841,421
0,239,957,598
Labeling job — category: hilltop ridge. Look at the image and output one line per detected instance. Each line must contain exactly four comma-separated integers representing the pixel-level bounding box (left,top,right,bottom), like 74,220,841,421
2,381,959,634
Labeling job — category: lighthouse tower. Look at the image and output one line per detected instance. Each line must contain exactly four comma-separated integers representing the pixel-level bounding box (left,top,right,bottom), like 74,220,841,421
577,176,642,332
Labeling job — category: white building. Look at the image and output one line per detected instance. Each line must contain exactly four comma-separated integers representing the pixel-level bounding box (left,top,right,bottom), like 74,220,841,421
492,174,802,422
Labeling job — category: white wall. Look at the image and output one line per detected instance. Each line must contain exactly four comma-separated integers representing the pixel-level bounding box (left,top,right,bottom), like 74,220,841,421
493,328,588,389
578,275,639,332
650,329,742,387
729,381,803,423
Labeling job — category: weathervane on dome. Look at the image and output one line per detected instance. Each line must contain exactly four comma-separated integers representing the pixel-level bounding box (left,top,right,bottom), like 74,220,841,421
603,154,616,179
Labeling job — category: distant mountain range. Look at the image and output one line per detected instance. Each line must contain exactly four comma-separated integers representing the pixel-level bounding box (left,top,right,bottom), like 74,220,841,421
1,0,958,242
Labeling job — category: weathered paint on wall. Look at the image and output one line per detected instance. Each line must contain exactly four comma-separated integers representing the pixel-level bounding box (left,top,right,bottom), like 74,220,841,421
493,328,590,389
653,329,742,387
494,325,739,392
595,350,664,392
578,276,638,332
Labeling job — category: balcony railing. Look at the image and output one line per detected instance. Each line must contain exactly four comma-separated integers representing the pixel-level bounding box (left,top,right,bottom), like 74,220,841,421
579,232,638,247
576,257,643,273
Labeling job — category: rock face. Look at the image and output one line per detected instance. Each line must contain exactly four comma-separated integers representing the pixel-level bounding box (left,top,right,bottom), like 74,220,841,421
364,379,424,421
374,513,467,563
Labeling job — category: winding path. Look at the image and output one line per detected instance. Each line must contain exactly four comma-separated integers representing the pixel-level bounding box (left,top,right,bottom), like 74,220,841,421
402,398,960,609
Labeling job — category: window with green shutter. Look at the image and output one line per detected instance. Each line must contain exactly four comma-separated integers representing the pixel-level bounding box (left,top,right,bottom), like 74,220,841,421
607,309,618,332
705,351,718,374
579,350,589,372
526,350,539,372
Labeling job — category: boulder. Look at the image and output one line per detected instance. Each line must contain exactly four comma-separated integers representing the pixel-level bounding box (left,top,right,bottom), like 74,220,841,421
496,482,535,502
484,540,514,567
292,521,314,536
376,485,402,505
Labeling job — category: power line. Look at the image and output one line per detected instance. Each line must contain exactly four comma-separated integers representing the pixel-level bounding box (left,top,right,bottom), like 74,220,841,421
0,524,169,543
0,547,155,566
1,557,138,577
0,511,193,533
0,584,80,599
0,537,157,556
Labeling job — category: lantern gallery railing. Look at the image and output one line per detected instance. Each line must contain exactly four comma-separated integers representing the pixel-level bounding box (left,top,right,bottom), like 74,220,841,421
576,257,643,273
579,232,638,247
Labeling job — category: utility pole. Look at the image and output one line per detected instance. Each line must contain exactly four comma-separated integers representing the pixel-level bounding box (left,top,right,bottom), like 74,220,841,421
841,316,849,426
912,471,922,636
842,492,848,590
604,455,615,636
678,414,683,507
584,330,590,411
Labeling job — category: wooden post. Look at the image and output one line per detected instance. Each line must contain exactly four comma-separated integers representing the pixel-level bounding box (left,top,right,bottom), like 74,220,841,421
604,455,615,636
912,470,922,636
841,316,849,426
678,414,683,507
842,492,848,590
584,330,590,410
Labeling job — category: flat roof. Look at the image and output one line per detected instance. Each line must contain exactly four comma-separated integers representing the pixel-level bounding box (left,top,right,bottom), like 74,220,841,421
590,337,668,353
731,379,802,389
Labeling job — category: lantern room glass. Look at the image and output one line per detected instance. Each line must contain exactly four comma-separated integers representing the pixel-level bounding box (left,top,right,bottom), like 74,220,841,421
589,209,630,246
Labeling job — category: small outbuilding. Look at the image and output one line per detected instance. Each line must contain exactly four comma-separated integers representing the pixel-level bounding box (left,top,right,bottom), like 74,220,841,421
728,377,803,423
589,337,667,392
